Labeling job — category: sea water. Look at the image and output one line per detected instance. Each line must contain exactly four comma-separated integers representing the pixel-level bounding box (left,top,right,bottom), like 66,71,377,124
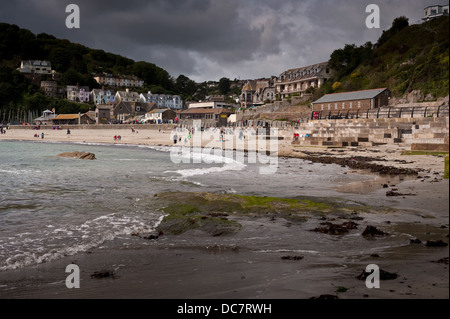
0,140,397,271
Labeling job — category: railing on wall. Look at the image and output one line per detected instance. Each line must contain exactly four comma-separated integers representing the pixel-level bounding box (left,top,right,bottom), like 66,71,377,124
311,105,449,120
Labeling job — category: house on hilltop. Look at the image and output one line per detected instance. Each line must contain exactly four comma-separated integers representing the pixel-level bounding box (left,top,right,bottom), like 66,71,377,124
423,5,449,21
18,60,53,75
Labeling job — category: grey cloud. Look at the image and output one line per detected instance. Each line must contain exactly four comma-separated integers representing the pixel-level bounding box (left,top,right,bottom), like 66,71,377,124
0,0,441,81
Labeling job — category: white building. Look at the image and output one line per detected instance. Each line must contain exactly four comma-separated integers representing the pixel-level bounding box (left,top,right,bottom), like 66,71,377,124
423,5,449,21
187,101,231,109
139,91,183,110
18,60,53,75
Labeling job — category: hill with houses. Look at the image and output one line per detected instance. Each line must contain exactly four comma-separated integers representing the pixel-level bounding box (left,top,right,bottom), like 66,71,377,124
0,14,449,125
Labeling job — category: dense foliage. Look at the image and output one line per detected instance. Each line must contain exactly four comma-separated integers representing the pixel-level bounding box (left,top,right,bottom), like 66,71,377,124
0,22,199,119
313,16,449,101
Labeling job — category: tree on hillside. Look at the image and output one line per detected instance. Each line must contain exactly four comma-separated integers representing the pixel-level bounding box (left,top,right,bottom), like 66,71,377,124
377,16,409,46
63,68,85,86
329,42,373,78
218,77,231,95
175,74,197,96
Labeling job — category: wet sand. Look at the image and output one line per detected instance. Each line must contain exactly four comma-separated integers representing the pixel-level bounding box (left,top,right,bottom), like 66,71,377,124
0,127,448,299
0,198,447,299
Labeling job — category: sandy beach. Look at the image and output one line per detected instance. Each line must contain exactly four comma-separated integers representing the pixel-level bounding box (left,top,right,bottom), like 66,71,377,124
0,127,448,300
2,126,448,175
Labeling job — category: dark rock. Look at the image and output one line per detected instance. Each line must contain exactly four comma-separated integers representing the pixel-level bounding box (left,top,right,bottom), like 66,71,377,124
281,256,304,261
301,153,419,176
362,225,388,237
426,240,448,247
410,238,422,244
312,221,358,235
142,234,159,240
432,257,449,265
91,270,117,279
386,190,416,197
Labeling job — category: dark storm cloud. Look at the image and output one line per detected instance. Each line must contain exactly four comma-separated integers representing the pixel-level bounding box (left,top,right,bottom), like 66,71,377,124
0,0,445,81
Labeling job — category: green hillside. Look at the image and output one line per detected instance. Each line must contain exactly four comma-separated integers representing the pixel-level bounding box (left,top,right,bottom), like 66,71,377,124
314,16,449,101
0,23,197,117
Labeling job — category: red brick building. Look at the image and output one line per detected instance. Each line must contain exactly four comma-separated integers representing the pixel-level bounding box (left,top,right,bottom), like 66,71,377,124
312,88,391,113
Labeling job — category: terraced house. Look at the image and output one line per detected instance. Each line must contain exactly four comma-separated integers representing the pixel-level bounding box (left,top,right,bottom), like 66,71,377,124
67,85,90,102
116,89,140,103
93,73,144,88
275,62,333,99
90,88,116,105
140,91,183,110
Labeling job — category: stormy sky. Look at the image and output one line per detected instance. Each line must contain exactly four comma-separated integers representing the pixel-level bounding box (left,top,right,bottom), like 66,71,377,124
0,0,446,82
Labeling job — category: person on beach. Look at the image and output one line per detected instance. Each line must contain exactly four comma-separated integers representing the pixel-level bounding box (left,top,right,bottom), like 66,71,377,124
41,132,45,139
173,133,178,144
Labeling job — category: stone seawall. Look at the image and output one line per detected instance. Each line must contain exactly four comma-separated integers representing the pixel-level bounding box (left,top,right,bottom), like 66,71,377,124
291,117,449,151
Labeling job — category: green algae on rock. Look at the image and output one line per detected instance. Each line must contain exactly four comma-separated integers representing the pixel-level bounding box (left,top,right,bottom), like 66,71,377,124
153,192,354,236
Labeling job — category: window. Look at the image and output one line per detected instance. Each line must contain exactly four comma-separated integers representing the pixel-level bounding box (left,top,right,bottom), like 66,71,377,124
350,102,353,109
358,101,361,108
328,104,331,110
335,103,338,110
342,103,345,109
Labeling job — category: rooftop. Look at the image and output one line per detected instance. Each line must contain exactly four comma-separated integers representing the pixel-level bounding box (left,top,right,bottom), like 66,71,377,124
52,114,81,120
313,88,389,104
